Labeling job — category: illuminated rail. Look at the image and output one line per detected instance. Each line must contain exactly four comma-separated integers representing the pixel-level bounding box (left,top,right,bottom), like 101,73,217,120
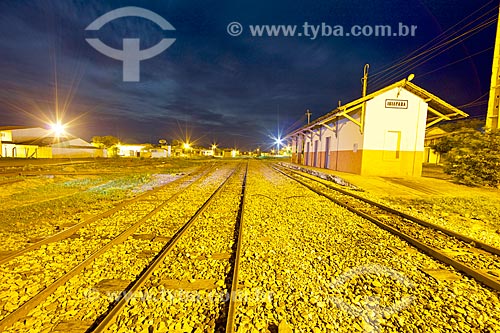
273,164,500,292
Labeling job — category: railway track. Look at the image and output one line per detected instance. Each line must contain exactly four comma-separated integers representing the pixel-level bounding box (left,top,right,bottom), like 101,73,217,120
0,172,181,214
3,160,497,332
92,162,247,333
0,159,174,177
0,166,209,265
273,163,500,292
0,164,221,330
0,172,191,254
0,162,247,332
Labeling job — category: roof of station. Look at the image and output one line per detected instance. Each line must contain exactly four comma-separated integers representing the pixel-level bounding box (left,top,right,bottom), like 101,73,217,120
286,78,469,138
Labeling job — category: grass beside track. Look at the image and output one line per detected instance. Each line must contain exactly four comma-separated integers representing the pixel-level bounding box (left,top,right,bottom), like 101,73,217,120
0,159,211,252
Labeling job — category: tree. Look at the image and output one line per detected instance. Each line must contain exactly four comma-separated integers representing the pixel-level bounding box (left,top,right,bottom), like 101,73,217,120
430,129,475,155
437,118,484,132
432,130,500,187
91,136,120,148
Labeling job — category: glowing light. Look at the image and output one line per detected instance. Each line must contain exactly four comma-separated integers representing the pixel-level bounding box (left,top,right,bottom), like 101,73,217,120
211,144,217,150
51,122,66,137
274,137,283,146
183,142,191,149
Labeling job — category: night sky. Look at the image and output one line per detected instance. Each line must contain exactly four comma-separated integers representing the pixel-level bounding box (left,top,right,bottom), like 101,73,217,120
0,0,497,150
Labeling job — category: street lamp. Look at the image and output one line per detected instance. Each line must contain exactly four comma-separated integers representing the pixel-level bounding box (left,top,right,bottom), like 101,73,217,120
274,137,282,155
50,122,66,137
182,142,191,156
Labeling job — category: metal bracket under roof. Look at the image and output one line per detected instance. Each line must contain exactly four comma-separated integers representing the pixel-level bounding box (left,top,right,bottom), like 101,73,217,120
320,123,334,131
336,106,363,130
426,106,451,128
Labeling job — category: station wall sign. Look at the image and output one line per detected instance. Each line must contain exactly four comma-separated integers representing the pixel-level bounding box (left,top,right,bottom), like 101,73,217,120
385,99,408,109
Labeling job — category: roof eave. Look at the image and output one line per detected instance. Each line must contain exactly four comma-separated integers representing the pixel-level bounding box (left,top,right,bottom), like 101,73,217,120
285,79,469,139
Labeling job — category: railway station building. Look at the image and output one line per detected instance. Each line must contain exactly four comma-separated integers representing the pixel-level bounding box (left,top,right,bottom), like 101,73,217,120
286,79,468,177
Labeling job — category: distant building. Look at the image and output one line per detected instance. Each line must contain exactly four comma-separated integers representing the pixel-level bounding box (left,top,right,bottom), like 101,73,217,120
424,127,450,164
116,144,150,157
0,126,104,158
201,149,214,156
221,149,240,158
150,148,168,158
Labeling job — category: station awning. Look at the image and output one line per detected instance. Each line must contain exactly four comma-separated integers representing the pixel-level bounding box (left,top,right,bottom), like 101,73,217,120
286,78,469,138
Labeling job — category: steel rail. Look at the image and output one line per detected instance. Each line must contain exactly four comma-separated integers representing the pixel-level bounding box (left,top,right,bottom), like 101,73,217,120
92,164,244,332
273,165,500,292
0,165,220,331
277,164,500,257
225,162,248,333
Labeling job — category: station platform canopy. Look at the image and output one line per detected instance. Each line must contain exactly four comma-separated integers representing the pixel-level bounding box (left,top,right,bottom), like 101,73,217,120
286,78,469,138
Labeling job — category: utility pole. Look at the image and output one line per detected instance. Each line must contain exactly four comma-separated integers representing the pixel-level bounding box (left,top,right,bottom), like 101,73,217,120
306,109,312,124
360,64,369,134
362,64,369,97
486,5,500,130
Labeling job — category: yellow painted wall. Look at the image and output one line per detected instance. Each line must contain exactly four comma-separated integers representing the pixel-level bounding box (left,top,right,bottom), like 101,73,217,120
424,147,441,164
1,143,45,158
36,147,53,158
361,150,423,176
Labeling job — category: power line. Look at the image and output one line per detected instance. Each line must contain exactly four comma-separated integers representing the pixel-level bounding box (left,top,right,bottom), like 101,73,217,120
459,91,490,108
460,100,489,108
417,46,494,78
370,14,497,89
284,114,307,133
371,0,497,79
